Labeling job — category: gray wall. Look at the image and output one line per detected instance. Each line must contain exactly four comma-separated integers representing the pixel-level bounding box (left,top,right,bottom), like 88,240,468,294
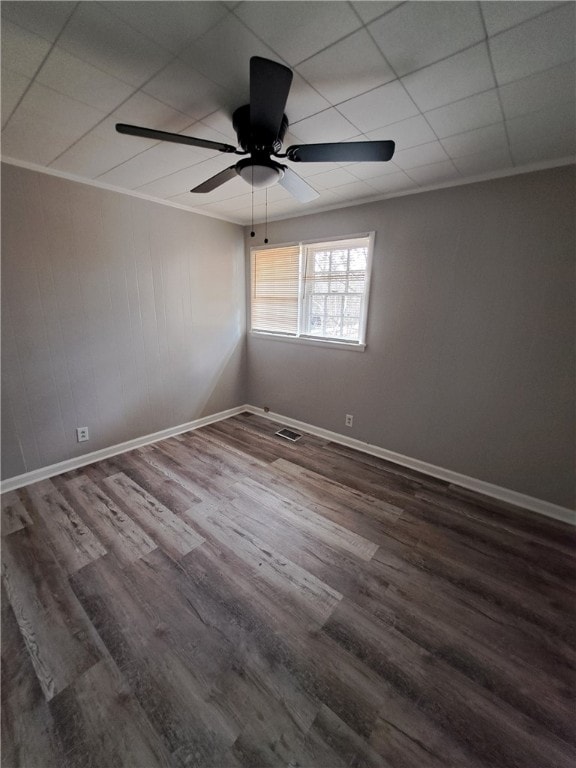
245,167,575,509
1,163,246,479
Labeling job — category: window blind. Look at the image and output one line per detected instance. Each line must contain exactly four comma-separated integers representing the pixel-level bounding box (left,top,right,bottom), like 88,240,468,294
251,245,300,335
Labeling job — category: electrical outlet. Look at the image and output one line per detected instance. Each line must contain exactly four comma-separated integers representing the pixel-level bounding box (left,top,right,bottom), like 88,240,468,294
76,427,89,442
345,414,353,427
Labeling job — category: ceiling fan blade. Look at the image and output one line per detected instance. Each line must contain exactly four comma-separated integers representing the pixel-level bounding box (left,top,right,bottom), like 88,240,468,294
250,56,293,144
116,123,237,154
286,140,395,163
190,165,239,193
278,167,319,203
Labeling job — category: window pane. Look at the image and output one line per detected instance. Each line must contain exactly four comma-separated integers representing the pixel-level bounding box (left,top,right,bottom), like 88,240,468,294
329,279,346,293
344,296,361,317
314,251,330,271
349,248,367,270
312,279,329,293
348,277,365,293
331,250,348,271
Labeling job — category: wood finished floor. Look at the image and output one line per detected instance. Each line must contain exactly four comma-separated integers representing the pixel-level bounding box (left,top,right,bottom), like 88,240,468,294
2,412,575,768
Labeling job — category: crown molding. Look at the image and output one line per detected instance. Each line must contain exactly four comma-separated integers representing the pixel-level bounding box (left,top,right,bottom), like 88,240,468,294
3,154,573,229
258,155,576,225
0,155,244,225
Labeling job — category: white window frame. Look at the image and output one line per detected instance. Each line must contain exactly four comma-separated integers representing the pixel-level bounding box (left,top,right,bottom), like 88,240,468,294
249,232,374,351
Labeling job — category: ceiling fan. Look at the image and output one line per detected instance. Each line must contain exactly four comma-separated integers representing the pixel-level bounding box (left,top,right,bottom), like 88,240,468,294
116,57,395,203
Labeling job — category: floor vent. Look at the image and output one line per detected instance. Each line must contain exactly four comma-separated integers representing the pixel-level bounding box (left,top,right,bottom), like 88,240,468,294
275,428,302,442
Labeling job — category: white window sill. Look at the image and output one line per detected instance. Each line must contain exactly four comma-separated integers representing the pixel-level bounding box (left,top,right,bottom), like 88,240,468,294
249,331,366,352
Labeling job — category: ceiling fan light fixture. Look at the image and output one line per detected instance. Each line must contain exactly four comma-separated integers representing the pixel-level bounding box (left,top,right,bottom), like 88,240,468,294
238,163,284,188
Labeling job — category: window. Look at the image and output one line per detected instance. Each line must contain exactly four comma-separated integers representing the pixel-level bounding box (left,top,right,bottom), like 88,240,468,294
250,234,373,348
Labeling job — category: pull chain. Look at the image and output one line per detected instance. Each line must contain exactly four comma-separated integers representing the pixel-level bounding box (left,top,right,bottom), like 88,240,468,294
264,187,269,244
250,166,255,237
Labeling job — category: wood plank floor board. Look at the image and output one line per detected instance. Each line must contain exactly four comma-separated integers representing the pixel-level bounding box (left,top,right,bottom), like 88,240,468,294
139,444,235,505
409,492,576,585
1,585,65,768
62,475,157,565
372,543,576,683
447,484,576,550
1,491,33,537
347,572,576,748
1,527,102,702
232,476,379,561
323,599,576,768
182,501,343,631
102,472,204,558
394,505,576,620
208,418,416,508
202,483,392,603
135,546,321,739
373,566,576,688
19,480,107,574
2,413,574,768
374,533,576,649
69,554,241,767
48,660,175,768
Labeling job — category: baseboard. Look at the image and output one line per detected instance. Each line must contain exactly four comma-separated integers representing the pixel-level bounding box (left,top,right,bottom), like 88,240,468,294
3,403,574,526
0,405,247,493
243,405,576,526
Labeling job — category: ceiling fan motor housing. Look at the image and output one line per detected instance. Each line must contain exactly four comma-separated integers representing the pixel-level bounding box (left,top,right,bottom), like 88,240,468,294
232,104,288,154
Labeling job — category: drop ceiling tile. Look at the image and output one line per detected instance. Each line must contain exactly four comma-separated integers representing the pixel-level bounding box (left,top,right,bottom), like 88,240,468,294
178,14,276,102
489,5,576,86
402,43,495,112
36,47,134,112
392,140,449,170
296,30,394,104
189,177,248,204
94,92,195,140
101,1,228,54
481,1,563,36
284,160,341,179
347,160,402,180
366,114,436,151
507,105,576,164
351,2,402,24
1,68,30,127
2,83,106,165
369,1,484,77
143,59,233,120
285,73,331,123
57,2,172,88
290,108,359,143
441,122,509,160
304,168,360,189
499,61,576,122
235,1,361,66
97,141,212,188
424,90,503,138
326,179,380,201
54,95,198,177
136,154,236,197
2,20,51,78
338,80,419,133
452,148,513,176
266,197,310,217
406,160,460,185
50,132,151,178
181,121,239,148
199,110,239,144
1,1,75,43
364,170,417,192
